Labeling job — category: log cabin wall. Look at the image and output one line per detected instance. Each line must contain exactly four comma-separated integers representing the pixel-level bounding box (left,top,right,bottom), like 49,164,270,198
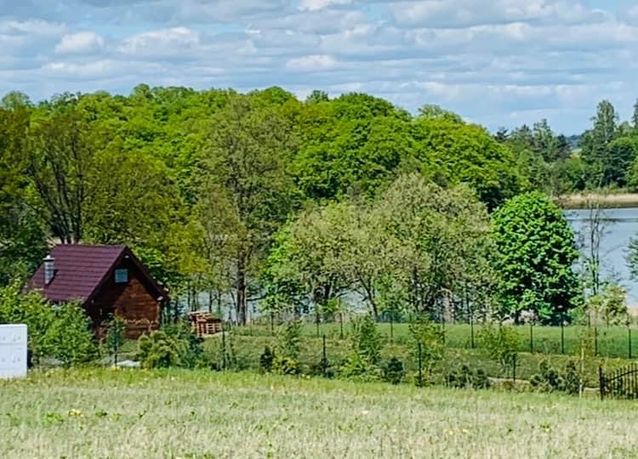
90,257,160,339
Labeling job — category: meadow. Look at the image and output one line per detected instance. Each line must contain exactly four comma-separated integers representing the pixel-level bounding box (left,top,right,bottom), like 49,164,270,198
1,369,637,458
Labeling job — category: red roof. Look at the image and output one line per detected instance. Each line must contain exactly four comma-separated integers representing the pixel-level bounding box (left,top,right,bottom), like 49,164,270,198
27,244,167,304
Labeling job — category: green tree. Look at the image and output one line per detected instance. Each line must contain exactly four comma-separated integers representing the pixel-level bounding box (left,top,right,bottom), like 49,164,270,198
200,95,298,324
410,116,522,209
491,192,580,324
581,100,619,186
374,174,495,317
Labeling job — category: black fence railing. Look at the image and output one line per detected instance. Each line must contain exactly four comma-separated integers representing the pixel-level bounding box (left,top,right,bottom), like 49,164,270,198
599,364,638,400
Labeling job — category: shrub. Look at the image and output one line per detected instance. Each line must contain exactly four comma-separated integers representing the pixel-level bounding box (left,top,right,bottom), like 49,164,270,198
408,316,444,384
0,284,96,367
273,355,300,375
563,361,581,395
259,346,275,373
530,360,564,392
45,302,97,367
383,357,405,385
446,365,491,390
137,322,205,369
0,283,55,364
105,315,126,365
138,331,180,369
478,324,519,372
340,315,384,380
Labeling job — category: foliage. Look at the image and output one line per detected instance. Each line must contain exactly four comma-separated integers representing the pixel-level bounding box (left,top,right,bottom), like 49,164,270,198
341,315,384,380
586,283,628,326
0,284,96,366
478,324,519,371
45,302,97,367
199,94,299,325
273,320,302,375
408,316,445,380
259,346,275,373
383,357,406,384
530,361,565,392
137,331,181,369
137,322,205,369
491,192,580,324
105,316,126,365
446,365,491,390
563,361,582,395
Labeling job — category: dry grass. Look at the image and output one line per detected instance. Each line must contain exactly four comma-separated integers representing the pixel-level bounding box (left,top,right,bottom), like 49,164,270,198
1,369,637,458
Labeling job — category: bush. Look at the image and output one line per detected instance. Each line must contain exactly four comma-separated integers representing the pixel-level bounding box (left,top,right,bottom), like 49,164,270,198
563,361,581,395
446,365,491,390
273,355,300,375
137,322,205,369
478,324,519,372
105,316,126,365
409,316,444,384
273,320,302,375
383,357,405,385
138,331,180,369
0,284,96,366
45,302,97,367
259,346,275,373
530,360,564,392
340,315,384,380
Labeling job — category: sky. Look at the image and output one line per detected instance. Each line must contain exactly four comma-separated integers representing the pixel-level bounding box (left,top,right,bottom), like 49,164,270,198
1,0,638,134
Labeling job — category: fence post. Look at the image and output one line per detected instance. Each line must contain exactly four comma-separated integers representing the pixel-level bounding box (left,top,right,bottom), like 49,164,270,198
599,366,605,401
560,317,565,355
270,312,274,336
221,323,226,371
629,327,633,360
390,313,394,344
417,342,424,387
470,313,475,349
322,334,327,377
339,313,344,340
512,353,517,383
529,322,534,354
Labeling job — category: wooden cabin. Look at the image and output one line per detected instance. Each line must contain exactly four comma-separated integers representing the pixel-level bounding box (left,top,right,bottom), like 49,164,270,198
27,244,168,339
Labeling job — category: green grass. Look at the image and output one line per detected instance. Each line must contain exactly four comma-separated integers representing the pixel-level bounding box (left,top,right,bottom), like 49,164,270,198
205,334,634,387
1,369,637,458
238,322,638,360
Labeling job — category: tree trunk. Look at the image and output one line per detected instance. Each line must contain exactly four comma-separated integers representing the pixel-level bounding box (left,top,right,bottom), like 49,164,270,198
236,254,247,325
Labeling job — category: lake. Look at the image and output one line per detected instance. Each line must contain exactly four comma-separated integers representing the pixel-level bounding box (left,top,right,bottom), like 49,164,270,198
566,207,638,306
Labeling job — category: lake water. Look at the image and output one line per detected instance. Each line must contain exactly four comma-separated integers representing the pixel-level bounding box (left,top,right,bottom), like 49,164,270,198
565,207,638,306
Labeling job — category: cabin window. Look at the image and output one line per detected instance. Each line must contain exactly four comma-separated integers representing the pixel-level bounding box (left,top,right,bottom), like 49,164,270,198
115,268,128,284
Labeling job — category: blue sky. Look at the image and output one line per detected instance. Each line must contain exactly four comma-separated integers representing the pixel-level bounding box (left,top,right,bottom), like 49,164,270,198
1,0,637,133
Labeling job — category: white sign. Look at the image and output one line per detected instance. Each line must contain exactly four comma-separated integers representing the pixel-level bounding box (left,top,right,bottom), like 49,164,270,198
0,324,27,379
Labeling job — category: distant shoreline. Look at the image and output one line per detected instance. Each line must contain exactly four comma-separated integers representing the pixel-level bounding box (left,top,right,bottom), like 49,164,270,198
557,193,638,209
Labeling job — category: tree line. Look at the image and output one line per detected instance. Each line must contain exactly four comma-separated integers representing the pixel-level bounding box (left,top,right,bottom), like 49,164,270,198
0,86,633,326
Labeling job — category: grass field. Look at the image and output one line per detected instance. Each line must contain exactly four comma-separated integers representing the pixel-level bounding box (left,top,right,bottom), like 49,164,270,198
237,322,638,360
1,369,637,458
202,334,633,387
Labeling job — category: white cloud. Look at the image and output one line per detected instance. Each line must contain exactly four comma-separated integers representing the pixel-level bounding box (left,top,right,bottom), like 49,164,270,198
286,54,338,71
55,31,104,54
1,0,638,133
118,27,200,58
298,0,352,12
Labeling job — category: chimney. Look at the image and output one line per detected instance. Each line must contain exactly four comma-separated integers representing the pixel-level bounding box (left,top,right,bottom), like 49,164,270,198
44,255,55,285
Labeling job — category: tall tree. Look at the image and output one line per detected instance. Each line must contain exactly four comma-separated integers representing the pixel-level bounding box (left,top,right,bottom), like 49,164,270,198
201,95,298,324
492,192,580,324
581,100,619,186
25,100,100,243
